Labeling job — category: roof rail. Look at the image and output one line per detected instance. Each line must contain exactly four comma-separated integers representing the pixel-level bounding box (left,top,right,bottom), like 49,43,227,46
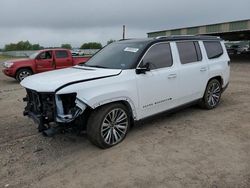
155,35,196,40
155,36,168,39
154,35,221,41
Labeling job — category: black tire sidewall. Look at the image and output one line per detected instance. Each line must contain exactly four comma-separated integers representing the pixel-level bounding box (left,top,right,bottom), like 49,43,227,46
87,103,131,149
16,68,32,82
203,79,222,109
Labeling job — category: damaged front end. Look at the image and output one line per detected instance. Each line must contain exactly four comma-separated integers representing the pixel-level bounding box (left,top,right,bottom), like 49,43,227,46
23,89,86,134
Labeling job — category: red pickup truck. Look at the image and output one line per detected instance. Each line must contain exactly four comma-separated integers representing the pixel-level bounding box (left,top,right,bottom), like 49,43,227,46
2,49,90,81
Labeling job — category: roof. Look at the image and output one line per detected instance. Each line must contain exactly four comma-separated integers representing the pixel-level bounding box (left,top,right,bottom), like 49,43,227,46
119,35,222,44
152,35,222,41
39,48,70,52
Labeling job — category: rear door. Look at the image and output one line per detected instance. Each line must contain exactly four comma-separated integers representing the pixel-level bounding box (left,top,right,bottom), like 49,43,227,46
54,50,73,69
176,41,209,103
203,41,230,88
35,50,54,73
136,42,180,119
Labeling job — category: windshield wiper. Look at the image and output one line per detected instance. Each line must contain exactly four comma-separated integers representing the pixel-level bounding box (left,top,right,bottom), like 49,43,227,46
83,65,108,69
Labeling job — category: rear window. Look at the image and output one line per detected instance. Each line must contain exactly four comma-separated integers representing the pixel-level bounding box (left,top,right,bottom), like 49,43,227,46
55,50,69,58
203,41,223,59
177,41,202,64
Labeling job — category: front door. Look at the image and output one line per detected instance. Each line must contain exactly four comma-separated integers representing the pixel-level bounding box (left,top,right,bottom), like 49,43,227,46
35,51,54,73
136,42,179,119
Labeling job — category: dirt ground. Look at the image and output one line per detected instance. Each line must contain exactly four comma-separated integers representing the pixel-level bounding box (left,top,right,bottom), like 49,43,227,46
0,57,250,188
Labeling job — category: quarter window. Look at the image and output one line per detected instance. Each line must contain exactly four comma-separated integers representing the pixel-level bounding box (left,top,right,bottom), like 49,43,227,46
141,43,173,69
55,50,69,58
203,41,223,59
177,41,202,64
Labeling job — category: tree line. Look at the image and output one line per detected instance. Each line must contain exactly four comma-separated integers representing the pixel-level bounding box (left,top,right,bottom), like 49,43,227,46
4,41,44,51
3,40,116,51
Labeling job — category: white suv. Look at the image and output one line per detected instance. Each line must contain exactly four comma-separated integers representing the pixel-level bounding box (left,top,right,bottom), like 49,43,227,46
21,36,230,148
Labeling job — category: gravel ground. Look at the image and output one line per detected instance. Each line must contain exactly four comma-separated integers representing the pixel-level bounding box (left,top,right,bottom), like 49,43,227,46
0,56,250,188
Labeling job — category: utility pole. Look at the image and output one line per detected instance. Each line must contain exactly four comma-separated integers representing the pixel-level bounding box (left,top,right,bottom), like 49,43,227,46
123,25,126,40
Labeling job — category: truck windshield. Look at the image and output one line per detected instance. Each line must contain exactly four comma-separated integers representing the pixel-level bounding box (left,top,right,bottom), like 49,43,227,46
83,41,148,69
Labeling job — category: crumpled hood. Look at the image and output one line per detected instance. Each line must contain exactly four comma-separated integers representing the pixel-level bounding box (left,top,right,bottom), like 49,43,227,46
21,66,121,92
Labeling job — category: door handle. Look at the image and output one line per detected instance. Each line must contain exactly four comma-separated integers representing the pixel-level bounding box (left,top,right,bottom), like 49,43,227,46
200,67,207,72
168,74,177,79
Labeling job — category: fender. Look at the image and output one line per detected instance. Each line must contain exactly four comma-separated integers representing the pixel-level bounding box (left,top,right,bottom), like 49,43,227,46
90,97,137,120
13,60,36,75
55,72,139,120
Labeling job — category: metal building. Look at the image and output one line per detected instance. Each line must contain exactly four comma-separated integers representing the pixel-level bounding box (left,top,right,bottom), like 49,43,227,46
147,19,250,41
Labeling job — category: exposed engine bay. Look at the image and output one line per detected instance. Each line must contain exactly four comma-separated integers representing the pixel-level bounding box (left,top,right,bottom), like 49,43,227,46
23,89,86,135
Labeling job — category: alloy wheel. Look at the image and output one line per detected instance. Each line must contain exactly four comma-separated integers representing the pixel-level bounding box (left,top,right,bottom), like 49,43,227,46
19,71,31,81
101,108,129,145
207,82,221,107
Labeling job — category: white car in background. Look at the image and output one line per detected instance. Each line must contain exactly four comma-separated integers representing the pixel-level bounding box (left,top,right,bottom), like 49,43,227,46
71,49,84,56
21,36,230,148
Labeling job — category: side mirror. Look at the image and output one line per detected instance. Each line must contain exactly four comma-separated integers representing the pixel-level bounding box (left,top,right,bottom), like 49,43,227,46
136,62,150,74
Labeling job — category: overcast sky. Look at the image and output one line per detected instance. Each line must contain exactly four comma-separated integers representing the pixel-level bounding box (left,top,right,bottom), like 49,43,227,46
0,0,250,48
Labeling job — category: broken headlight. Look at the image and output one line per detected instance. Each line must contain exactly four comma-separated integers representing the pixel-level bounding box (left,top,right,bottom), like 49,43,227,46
55,93,86,123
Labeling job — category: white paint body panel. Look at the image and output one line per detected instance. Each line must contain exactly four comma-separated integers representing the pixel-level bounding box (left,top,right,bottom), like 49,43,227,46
21,66,121,92
21,40,230,121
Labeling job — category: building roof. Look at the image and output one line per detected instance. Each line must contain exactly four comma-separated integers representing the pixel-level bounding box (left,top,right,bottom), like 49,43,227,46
147,19,250,41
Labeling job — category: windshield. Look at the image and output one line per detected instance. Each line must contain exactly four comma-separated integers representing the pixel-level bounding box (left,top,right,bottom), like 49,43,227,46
83,41,148,69
29,52,40,59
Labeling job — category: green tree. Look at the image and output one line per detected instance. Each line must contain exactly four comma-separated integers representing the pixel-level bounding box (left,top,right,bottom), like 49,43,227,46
4,43,17,51
32,44,43,50
16,41,32,50
61,44,72,49
4,41,44,51
107,39,116,45
81,42,102,49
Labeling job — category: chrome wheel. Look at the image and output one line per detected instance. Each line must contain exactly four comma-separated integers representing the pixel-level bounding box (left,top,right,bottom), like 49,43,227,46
101,108,129,145
207,82,221,107
19,70,31,81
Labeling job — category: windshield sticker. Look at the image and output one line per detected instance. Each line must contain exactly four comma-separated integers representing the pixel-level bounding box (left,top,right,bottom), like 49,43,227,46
124,47,139,53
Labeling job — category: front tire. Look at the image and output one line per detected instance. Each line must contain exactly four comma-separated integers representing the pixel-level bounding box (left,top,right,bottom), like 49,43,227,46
200,79,222,109
16,68,33,82
87,103,130,149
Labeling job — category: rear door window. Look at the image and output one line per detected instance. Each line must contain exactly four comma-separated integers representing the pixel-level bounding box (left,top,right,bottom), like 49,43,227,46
203,41,223,59
55,50,69,58
176,41,202,64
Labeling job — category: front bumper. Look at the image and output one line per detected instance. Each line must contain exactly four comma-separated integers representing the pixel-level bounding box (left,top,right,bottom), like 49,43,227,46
23,89,56,131
23,89,86,131
2,68,15,78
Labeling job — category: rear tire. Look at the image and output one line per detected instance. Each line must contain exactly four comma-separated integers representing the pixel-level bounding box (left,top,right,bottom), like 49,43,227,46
87,103,130,149
16,68,33,82
199,79,222,109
